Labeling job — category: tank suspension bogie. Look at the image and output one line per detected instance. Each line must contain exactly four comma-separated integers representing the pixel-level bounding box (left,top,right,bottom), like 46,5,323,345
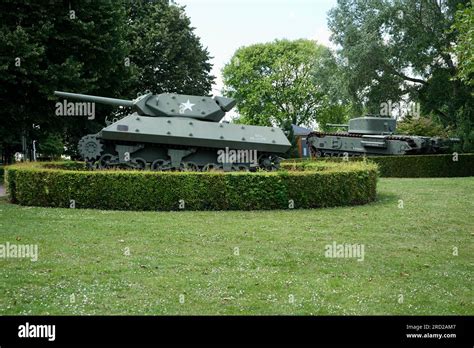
151,159,170,171
98,153,118,169
258,154,281,171
183,162,200,172
132,157,147,170
202,163,221,172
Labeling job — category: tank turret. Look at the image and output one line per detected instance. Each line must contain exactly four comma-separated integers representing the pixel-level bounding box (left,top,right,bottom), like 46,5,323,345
54,91,236,122
326,115,396,135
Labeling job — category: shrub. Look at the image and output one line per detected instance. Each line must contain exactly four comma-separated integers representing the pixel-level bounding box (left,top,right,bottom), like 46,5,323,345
5,161,378,211
40,161,87,171
284,154,474,178
367,154,474,177
396,117,449,137
37,134,64,160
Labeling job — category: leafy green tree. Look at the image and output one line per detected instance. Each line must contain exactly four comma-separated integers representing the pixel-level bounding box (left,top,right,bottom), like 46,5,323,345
0,1,132,162
223,39,331,128
397,116,450,137
0,0,214,163
317,101,352,132
451,3,473,86
311,47,353,129
126,0,214,95
328,0,473,150
38,134,64,160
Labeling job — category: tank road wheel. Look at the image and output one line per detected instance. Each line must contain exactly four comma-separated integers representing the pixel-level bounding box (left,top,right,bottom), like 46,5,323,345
98,153,117,169
163,162,186,172
151,159,171,171
132,157,147,170
316,150,322,158
258,154,281,171
86,161,96,170
232,165,249,172
202,163,222,172
174,163,186,172
182,162,200,172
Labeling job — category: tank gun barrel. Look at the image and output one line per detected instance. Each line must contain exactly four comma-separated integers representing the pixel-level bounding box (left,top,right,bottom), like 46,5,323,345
54,91,134,107
326,123,349,128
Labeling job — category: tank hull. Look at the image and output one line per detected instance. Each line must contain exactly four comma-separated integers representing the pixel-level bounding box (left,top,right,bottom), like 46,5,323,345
100,113,290,153
306,132,443,157
80,113,291,171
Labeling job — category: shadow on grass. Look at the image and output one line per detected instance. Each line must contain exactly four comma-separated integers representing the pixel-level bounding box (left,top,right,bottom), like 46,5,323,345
376,191,399,205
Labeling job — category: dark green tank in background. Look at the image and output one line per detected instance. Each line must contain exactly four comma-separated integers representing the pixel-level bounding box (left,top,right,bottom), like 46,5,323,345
54,91,291,171
306,115,459,157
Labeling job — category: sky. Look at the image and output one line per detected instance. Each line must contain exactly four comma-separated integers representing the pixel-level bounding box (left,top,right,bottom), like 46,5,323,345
176,0,338,95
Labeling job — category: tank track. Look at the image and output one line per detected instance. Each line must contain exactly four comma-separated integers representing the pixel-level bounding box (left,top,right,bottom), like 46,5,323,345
307,131,418,144
79,134,281,172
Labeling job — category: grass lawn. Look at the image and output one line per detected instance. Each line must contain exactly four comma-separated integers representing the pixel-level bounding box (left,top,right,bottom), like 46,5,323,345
0,177,472,315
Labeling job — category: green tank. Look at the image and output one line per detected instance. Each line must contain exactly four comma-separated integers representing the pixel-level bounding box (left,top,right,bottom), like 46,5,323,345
307,115,458,157
54,91,291,171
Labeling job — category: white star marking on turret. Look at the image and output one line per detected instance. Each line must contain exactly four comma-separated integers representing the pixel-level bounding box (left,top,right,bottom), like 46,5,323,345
179,99,195,113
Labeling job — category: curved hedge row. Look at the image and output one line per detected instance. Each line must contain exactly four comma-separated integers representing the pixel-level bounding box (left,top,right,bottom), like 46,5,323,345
283,153,474,178
5,161,378,211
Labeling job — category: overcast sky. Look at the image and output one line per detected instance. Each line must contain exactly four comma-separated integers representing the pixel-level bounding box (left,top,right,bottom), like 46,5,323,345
176,0,338,95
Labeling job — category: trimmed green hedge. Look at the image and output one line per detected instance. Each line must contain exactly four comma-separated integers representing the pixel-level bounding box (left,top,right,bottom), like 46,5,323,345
40,161,87,171
368,154,474,177
5,161,378,211
284,154,474,178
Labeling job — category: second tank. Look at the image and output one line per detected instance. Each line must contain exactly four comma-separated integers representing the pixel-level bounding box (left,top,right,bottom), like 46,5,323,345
306,115,457,157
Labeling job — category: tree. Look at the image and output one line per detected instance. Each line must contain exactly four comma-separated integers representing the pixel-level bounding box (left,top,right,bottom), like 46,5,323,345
451,3,473,86
327,0,473,150
397,116,450,137
316,101,352,132
126,0,214,95
311,47,353,130
38,134,64,160
0,1,132,162
223,39,330,128
0,0,215,163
